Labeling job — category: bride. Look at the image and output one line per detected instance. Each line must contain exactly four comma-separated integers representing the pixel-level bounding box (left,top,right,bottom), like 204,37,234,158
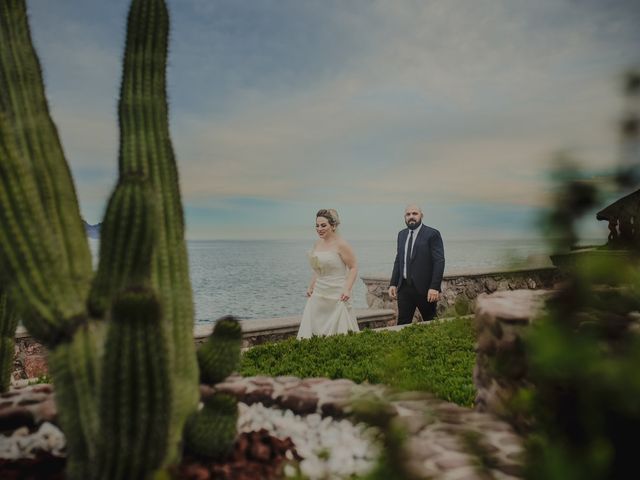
297,209,360,339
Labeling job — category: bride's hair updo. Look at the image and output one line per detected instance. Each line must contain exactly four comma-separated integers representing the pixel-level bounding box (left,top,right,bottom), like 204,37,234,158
316,209,340,228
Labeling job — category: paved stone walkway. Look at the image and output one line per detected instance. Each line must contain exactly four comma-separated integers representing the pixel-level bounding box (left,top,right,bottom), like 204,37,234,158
211,375,524,479
2,376,525,479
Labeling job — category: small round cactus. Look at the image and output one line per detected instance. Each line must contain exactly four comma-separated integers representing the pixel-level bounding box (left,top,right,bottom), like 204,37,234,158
184,393,239,459
197,315,242,385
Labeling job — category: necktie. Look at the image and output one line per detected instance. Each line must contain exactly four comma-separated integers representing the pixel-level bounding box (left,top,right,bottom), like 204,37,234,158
407,230,414,280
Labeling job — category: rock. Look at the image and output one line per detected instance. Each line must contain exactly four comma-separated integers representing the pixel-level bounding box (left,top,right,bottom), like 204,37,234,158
484,278,498,293
23,355,48,379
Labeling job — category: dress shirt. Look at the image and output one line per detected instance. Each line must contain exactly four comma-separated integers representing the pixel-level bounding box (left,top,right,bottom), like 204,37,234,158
403,223,423,279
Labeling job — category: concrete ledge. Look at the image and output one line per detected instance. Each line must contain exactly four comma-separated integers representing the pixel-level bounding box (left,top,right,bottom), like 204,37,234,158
374,314,474,332
11,309,395,381
194,308,396,348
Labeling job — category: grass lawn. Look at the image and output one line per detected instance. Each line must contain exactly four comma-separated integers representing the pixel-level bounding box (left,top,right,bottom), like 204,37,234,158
240,316,477,407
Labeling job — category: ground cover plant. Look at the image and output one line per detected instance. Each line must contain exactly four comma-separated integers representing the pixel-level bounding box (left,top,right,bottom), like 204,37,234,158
241,317,477,407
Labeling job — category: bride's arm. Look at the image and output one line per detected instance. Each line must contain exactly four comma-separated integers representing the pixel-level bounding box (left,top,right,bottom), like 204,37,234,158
307,241,321,296
338,241,358,301
307,273,317,297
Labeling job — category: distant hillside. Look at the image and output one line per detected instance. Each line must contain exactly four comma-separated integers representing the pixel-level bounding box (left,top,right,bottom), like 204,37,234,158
82,220,101,239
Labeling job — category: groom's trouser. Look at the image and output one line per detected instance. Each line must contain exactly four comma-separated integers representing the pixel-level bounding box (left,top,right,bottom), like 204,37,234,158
397,280,436,325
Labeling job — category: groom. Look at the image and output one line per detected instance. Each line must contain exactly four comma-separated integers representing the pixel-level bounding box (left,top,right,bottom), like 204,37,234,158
388,204,445,324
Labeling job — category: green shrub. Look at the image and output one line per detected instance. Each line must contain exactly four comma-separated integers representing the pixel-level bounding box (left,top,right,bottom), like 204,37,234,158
241,318,477,407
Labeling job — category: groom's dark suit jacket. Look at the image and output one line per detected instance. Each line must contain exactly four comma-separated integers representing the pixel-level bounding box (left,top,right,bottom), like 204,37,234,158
390,225,445,295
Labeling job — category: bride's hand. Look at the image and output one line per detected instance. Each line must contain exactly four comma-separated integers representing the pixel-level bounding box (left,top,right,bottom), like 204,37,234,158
340,290,351,301
306,287,314,297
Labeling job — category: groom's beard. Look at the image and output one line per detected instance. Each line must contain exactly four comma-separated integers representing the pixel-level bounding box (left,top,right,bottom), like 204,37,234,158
406,220,422,230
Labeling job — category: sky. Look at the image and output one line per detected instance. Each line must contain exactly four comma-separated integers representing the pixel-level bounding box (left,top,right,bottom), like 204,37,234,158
25,0,640,241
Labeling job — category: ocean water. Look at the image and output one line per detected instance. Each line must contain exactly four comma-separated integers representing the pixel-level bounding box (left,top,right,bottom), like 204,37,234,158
89,237,565,323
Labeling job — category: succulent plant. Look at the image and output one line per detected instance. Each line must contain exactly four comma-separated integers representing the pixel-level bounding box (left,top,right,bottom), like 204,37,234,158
184,393,239,459
198,315,243,385
0,0,236,477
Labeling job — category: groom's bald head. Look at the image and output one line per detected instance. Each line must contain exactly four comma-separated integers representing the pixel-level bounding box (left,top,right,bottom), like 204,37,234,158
405,203,423,215
404,204,423,228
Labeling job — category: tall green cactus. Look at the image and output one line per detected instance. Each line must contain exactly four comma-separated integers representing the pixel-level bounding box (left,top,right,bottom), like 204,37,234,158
185,316,243,459
0,1,99,476
0,0,206,477
112,0,199,463
96,288,172,480
0,0,92,345
0,287,19,392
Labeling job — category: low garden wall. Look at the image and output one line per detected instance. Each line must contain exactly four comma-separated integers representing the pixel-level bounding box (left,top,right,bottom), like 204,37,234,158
361,266,562,324
11,308,394,382
11,266,563,382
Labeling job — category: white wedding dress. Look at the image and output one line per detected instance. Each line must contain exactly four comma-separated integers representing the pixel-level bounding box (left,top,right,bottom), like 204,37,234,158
297,250,360,339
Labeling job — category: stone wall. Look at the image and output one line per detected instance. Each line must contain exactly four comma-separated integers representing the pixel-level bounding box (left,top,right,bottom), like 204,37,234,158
473,290,550,426
361,266,562,324
13,329,49,382
473,287,640,429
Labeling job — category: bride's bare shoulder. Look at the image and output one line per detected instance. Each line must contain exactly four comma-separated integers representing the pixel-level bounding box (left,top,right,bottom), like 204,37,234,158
336,237,354,253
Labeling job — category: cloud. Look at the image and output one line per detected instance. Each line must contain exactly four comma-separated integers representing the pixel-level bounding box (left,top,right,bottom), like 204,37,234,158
21,0,640,237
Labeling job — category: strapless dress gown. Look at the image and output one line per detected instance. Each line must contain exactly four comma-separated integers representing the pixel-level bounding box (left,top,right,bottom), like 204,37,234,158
297,250,360,339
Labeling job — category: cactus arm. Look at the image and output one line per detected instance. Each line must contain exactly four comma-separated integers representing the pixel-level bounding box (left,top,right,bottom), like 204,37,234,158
0,0,91,296
0,3,98,478
96,288,172,480
48,324,102,479
116,0,199,461
0,115,65,341
88,177,156,318
0,0,91,343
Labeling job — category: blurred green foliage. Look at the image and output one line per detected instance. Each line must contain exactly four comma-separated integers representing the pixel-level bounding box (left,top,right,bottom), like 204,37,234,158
524,258,640,479
524,69,640,480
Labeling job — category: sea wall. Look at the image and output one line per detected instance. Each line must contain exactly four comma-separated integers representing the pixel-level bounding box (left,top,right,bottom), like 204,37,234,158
361,266,562,324
10,267,562,382
10,308,394,382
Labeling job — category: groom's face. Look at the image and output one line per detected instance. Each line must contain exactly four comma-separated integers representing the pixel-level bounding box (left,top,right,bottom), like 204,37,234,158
404,207,423,228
